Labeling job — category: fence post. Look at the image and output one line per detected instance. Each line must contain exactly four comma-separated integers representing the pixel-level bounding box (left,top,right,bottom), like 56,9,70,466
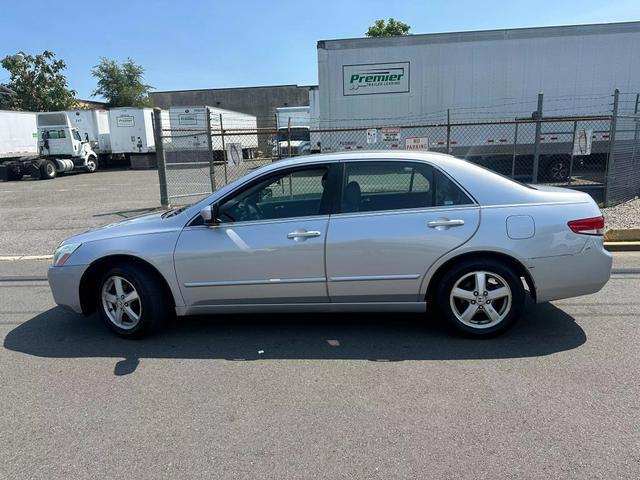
446,109,451,154
631,93,640,169
604,89,620,206
205,107,216,192
567,121,578,187
152,108,170,208
287,116,292,158
532,92,544,184
511,122,519,179
220,113,228,185
274,113,280,160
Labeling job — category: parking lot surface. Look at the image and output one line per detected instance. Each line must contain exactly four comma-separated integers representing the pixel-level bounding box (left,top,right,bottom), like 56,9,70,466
1,170,639,479
0,169,161,257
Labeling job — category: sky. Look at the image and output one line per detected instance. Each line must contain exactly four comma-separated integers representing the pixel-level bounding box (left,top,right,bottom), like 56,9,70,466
1,0,639,100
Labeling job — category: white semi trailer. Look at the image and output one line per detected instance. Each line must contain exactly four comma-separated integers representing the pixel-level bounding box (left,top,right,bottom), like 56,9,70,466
168,106,258,159
0,110,37,159
316,21,640,180
108,107,156,155
66,109,111,155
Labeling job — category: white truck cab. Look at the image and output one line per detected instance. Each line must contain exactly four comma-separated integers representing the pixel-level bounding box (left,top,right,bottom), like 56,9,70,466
272,126,312,157
36,112,98,179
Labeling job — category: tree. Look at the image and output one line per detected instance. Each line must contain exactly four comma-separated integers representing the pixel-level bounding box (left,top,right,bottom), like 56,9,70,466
0,51,77,111
366,18,411,37
91,58,153,108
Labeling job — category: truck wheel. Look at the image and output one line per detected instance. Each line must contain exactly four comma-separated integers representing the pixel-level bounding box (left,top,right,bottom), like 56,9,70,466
39,160,57,180
85,156,98,173
7,165,23,181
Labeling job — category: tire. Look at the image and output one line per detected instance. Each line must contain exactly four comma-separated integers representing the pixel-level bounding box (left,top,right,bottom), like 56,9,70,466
545,158,570,182
96,264,170,338
6,165,23,181
85,156,98,173
39,159,57,180
435,259,525,337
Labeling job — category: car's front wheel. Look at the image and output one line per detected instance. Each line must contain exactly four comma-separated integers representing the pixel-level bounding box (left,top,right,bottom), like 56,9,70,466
96,264,169,338
436,260,525,337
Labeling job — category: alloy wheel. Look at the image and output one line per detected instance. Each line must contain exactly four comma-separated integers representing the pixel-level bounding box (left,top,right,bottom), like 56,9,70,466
550,161,569,181
449,271,512,329
101,275,142,330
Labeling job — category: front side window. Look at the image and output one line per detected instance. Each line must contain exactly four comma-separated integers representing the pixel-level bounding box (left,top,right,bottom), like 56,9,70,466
340,161,473,213
72,130,82,141
43,129,66,139
218,167,329,223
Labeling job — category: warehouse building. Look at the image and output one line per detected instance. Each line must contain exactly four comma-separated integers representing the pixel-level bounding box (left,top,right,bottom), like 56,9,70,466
150,84,311,128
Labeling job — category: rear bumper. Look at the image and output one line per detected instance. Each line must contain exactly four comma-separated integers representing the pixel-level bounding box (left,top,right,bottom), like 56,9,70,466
47,265,87,313
529,237,612,303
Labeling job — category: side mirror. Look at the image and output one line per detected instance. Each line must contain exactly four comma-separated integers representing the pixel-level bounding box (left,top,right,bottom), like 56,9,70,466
200,203,219,225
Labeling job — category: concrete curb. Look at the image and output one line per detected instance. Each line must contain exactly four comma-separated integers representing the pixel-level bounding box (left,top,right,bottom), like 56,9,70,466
605,228,640,242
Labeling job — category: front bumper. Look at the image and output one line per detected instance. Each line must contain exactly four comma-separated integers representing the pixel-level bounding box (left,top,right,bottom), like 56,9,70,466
47,265,87,313
529,237,612,303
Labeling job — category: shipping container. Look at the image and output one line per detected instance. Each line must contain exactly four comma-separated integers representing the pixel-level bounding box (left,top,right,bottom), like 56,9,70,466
108,107,155,154
0,110,38,159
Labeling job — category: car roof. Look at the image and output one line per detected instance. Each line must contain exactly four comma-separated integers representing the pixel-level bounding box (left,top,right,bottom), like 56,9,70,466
270,150,457,168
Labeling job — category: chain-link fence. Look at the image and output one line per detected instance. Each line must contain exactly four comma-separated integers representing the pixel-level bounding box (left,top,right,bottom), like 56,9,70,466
153,91,639,207
605,92,640,206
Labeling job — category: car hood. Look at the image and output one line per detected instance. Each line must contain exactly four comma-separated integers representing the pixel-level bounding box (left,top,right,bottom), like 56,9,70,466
61,210,181,246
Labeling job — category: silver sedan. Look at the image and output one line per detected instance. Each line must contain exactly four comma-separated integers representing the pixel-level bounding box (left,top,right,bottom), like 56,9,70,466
48,152,612,338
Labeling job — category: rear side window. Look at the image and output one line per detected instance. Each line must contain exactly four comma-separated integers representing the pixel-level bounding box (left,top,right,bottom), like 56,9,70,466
340,161,473,213
433,169,474,207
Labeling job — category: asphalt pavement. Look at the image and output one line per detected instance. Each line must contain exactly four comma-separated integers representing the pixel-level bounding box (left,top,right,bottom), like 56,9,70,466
1,170,639,479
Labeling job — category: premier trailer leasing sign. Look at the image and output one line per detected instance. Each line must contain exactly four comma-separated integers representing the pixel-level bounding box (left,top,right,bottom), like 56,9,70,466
343,62,410,96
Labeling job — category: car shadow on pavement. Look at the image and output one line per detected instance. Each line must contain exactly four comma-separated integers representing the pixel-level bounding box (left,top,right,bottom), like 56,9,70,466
3,300,586,376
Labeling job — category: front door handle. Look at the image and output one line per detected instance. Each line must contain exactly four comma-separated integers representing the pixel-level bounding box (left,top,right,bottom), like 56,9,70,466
287,230,322,240
428,219,465,229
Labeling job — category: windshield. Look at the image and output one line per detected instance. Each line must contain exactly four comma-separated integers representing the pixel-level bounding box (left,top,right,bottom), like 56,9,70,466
277,127,310,142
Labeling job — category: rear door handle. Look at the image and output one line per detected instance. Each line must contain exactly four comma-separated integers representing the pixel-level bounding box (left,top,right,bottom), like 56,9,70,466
428,219,465,229
287,230,321,240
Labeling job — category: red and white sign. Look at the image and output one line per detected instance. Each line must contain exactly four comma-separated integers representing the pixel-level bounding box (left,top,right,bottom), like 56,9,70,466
381,127,400,142
405,136,430,150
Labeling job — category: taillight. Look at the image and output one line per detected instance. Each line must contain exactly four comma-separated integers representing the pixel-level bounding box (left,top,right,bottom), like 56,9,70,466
567,215,605,236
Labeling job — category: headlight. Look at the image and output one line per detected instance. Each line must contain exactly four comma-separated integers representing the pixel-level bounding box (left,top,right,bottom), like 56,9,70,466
53,243,81,266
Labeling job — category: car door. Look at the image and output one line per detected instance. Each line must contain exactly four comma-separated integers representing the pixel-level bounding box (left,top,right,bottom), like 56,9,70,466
325,160,480,303
174,163,337,308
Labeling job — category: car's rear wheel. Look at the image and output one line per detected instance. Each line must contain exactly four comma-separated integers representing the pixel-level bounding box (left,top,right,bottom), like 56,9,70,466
436,260,525,337
96,264,169,338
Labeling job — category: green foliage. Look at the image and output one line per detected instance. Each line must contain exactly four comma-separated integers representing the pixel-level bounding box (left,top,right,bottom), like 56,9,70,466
0,51,77,111
366,18,411,37
92,58,153,108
